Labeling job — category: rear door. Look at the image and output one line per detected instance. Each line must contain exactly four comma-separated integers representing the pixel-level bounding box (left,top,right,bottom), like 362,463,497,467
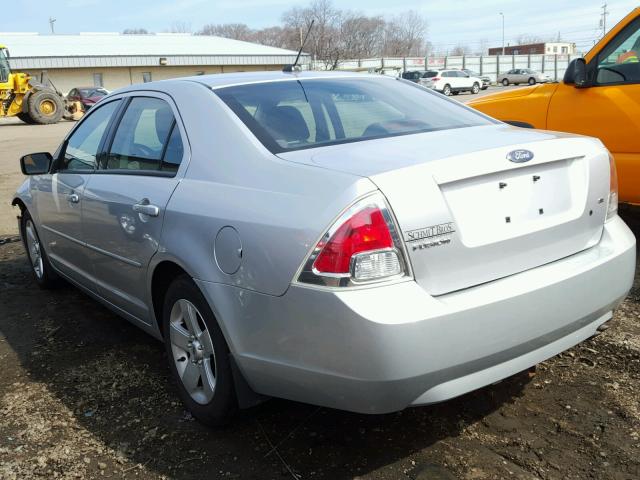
82,94,187,323
35,99,121,288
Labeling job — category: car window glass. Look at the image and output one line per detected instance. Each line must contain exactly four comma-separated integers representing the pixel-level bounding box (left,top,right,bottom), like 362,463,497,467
161,124,185,173
216,77,494,153
106,97,177,172
61,100,120,171
596,17,640,84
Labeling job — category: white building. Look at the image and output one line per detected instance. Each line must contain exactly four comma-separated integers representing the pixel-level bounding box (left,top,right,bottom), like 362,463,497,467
544,42,577,55
1,32,308,93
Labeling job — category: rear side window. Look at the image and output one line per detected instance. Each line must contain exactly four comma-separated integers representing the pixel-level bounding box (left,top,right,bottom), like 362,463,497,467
105,97,184,173
215,77,493,153
61,100,121,171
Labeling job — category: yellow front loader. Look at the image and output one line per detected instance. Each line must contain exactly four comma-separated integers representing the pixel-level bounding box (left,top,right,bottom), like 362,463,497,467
0,44,65,124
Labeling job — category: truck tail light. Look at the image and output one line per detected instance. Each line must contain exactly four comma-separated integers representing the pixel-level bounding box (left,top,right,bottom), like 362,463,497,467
296,193,410,287
607,153,618,221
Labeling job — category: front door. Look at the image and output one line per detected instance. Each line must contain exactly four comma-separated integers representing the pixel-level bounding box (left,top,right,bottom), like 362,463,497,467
548,16,640,203
35,99,121,286
82,94,187,323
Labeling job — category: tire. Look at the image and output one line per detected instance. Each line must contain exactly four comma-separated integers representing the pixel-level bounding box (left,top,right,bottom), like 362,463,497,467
163,275,236,426
27,89,65,125
502,78,509,86
17,112,36,124
471,82,480,94
442,84,452,96
20,210,59,288
528,77,536,85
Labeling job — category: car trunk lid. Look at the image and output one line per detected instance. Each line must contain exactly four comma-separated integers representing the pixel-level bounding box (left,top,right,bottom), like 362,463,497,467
279,126,610,295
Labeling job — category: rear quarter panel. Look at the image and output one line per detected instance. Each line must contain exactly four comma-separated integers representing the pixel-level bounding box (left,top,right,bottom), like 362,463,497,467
154,81,376,297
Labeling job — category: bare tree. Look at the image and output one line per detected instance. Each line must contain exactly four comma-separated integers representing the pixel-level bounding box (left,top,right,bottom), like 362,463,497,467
253,26,293,49
450,44,471,56
382,10,428,57
198,23,253,41
197,0,429,67
122,28,149,35
340,13,386,59
282,0,344,68
167,21,192,33
515,34,545,45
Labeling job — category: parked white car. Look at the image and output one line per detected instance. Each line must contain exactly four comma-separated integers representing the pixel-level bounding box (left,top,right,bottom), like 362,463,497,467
428,69,483,95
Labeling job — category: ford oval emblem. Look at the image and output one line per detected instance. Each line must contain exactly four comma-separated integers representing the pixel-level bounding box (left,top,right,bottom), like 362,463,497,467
507,149,534,163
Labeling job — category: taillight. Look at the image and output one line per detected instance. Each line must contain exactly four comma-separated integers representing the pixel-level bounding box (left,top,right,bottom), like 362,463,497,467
607,153,618,221
297,193,410,287
432,77,441,81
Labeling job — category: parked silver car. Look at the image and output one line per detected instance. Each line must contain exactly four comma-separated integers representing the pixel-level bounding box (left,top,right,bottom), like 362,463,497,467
13,71,635,425
498,68,551,86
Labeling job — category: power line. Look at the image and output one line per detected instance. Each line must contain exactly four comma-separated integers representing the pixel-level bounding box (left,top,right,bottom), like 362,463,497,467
600,3,609,38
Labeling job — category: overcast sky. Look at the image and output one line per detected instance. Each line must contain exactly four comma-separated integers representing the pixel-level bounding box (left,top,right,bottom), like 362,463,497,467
3,0,639,53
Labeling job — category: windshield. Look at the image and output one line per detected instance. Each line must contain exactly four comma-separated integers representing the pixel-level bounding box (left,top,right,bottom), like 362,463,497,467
422,71,438,78
79,88,108,97
215,77,494,153
0,49,10,83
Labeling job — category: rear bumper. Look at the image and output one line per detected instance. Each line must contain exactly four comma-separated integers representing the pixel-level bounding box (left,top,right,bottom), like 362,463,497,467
197,216,635,414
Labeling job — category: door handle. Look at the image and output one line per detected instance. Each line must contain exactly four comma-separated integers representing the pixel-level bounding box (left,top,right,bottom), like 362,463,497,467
68,193,80,204
132,200,160,217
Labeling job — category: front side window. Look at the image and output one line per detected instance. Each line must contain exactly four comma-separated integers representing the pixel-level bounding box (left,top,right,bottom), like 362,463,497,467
215,77,494,153
105,97,183,173
596,17,640,85
60,100,121,171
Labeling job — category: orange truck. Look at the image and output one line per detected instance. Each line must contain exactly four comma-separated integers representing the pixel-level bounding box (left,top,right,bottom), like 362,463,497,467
469,8,640,204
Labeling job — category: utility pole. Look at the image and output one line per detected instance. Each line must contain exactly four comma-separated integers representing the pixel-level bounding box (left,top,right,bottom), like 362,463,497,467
499,12,505,55
600,3,609,38
49,17,56,34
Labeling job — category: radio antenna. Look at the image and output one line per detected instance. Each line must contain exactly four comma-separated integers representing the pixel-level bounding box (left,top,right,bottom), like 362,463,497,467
283,20,314,72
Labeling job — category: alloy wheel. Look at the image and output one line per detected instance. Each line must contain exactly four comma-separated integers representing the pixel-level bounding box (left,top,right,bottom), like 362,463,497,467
169,299,217,404
25,220,43,279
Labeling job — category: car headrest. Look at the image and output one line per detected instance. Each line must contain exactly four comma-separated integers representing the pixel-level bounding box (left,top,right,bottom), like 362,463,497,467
261,105,310,144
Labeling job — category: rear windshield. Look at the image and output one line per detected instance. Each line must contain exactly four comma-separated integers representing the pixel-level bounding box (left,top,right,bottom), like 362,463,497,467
401,71,422,80
422,71,438,78
215,77,493,153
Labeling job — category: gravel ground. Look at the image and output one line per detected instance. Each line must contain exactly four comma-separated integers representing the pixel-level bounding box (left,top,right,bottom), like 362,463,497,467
0,208,638,480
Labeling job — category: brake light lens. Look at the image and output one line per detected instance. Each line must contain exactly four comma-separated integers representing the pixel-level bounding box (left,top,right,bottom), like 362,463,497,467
607,153,618,221
313,206,393,274
297,193,409,287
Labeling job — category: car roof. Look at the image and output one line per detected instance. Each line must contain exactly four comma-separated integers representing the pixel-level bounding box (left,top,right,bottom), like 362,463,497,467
119,70,387,94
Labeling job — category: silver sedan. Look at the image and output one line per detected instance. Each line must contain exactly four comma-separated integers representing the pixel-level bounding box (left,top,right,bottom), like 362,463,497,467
13,71,635,425
498,68,551,86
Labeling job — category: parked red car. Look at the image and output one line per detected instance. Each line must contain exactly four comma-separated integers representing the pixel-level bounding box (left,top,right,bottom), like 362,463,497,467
66,87,109,111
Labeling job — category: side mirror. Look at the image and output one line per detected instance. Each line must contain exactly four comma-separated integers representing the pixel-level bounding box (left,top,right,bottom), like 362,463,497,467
564,58,588,88
20,152,52,175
